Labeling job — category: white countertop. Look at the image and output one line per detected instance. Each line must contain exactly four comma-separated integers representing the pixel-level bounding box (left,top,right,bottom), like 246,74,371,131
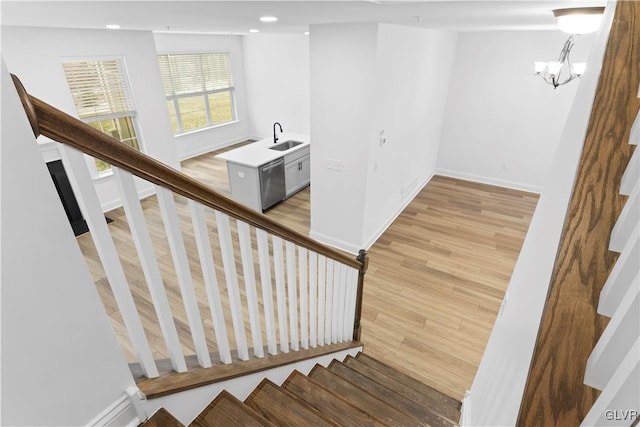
215,133,310,168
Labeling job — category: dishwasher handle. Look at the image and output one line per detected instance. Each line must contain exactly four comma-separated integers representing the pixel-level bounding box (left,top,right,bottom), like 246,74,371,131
261,158,284,172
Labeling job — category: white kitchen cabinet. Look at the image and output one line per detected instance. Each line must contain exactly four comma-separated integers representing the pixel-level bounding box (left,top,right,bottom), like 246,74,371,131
284,145,310,197
215,133,311,211
226,162,262,211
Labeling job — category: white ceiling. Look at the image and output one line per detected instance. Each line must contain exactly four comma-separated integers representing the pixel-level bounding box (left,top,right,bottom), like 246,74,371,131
1,0,607,34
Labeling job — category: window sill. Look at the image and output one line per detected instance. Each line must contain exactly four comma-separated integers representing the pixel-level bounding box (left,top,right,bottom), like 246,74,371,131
174,120,241,139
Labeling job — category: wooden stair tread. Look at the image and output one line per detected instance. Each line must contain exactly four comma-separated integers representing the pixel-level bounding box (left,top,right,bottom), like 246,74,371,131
356,353,460,409
349,354,461,422
189,390,273,427
283,370,388,426
245,378,338,426
140,408,184,427
328,360,456,427
308,364,427,427
139,352,463,427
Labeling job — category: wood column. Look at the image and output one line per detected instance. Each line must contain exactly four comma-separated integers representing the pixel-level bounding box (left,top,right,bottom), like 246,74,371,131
518,2,640,426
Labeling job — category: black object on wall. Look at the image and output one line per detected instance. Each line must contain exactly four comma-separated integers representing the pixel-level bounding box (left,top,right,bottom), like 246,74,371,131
47,160,90,236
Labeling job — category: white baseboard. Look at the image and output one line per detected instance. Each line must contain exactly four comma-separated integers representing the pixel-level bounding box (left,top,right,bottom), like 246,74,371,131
361,174,432,250
308,230,361,255
179,135,254,161
436,169,542,194
249,133,270,141
87,391,141,427
101,186,157,213
310,175,432,254
459,390,471,426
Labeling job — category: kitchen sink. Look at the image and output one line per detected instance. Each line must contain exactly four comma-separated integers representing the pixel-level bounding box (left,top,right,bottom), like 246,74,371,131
269,140,303,151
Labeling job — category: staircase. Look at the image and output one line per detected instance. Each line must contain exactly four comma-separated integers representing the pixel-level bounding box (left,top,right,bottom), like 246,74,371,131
10,73,460,426
142,352,461,427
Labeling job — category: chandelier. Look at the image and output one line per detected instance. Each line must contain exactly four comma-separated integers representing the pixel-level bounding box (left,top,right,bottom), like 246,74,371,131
535,35,585,89
534,7,605,89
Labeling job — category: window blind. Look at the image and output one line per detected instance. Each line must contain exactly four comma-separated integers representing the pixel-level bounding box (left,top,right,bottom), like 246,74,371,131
158,53,232,97
62,59,134,119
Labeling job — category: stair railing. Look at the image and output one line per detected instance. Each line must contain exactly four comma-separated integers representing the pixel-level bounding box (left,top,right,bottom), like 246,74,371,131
11,74,368,380
580,109,639,427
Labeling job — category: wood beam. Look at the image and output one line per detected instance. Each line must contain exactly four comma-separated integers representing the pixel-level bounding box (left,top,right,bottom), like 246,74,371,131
518,2,640,426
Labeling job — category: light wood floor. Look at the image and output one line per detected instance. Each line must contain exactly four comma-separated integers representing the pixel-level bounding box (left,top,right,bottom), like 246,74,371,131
78,143,538,401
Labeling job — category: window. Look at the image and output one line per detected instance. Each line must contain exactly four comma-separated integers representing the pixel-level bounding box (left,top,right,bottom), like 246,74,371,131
62,59,140,174
158,53,235,134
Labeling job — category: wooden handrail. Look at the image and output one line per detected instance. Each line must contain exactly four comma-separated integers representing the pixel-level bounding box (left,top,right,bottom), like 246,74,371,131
517,2,639,425
12,74,362,271
352,249,369,341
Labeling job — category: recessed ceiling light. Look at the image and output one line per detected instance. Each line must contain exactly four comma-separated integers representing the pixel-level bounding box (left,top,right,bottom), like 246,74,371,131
260,16,278,23
304,31,310,35
249,29,260,33
106,24,121,30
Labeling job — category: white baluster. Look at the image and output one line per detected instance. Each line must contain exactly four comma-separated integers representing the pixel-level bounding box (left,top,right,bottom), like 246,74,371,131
256,229,277,355
325,259,334,344
237,221,264,358
338,263,348,342
286,242,299,351
609,180,639,252
620,147,639,196
317,255,326,347
189,201,231,364
299,247,309,350
113,168,186,372
272,236,289,353
332,262,341,343
629,110,640,146
580,339,640,427
345,268,359,340
214,211,249,361
585,273,639,390
309,252,318,348
58,146,158,377
156,187,211,368
599,226,639,317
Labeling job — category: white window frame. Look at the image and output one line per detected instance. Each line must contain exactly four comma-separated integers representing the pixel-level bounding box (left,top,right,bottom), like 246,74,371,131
61,56,143,178
158,52,237,135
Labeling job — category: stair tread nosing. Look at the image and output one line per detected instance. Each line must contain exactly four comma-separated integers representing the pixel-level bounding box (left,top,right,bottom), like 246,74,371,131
328,360,457,427
308,364,428,427
283,370,389,427
349,354,461,421
141,408,184,427
189,390,274,427
245,378,338,426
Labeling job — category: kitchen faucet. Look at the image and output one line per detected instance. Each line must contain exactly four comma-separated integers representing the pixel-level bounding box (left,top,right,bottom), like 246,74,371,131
273,122,283,144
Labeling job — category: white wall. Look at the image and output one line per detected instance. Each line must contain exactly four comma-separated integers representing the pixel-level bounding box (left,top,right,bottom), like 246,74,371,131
242,33,310,139
309,23,378,252
309,23,457,252
363,24,457,246
1,60,137,426
438,30,595,193
461,4,615,426
154,33,252,159
1,26,179,211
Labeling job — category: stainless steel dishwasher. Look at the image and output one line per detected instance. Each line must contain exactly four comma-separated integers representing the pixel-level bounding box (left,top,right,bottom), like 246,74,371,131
258,157,286,211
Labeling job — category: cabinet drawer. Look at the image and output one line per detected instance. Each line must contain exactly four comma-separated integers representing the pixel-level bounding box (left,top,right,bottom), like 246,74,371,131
284,145,310,165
